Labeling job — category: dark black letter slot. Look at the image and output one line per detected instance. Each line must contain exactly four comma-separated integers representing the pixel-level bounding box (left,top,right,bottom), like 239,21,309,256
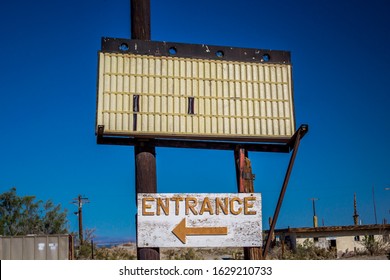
133,95,140,131
188,97,195,114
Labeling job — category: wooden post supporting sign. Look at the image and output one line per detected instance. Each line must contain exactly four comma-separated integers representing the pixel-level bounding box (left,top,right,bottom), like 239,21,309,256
131,0,160,260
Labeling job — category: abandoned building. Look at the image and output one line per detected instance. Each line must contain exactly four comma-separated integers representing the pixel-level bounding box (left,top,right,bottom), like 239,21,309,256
271,224,390,257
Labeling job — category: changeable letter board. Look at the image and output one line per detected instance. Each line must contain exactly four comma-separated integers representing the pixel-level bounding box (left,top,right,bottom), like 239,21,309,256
96,38,295,143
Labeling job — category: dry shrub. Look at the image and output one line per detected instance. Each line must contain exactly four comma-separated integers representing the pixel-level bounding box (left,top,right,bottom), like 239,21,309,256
95,247,136,260
269,239,335,260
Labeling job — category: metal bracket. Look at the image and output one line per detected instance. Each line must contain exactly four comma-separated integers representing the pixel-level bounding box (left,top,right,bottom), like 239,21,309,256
96,125,105,144
97,125,104,136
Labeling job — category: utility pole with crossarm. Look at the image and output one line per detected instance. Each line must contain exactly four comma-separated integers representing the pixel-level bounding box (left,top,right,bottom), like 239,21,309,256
72,195,89,246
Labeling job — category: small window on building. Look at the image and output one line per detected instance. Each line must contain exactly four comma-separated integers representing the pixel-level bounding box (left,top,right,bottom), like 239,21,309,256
354,236,360,241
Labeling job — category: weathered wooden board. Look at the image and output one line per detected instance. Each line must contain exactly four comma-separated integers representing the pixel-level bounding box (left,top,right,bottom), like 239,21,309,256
137,193,262,248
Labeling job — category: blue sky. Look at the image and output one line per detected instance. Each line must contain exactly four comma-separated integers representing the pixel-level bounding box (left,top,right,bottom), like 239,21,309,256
1,0,389,243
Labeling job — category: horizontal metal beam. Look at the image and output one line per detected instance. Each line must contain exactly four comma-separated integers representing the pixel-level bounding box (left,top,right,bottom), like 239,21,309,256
101,37,291,64
97,124,308,153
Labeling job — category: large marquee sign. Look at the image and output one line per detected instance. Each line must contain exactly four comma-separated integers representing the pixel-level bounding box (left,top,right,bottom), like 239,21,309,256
96,38,295,143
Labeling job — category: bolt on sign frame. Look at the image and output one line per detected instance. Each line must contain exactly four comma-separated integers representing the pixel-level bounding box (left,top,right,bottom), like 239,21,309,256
96,38,297,148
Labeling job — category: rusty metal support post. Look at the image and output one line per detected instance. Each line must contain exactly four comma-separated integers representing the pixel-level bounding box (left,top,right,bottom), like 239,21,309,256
131,0,159,260
234,147,262,260
234,147,246,192
262,126,305,259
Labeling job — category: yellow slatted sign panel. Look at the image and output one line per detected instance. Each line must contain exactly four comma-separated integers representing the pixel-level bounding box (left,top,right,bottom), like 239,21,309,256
96,39,295,142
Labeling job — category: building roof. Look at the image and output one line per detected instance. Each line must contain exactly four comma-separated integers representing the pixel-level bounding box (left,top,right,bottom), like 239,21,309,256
270,224,390,238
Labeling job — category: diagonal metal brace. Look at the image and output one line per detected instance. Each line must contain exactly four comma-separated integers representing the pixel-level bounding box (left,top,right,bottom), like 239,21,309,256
262,125,307,259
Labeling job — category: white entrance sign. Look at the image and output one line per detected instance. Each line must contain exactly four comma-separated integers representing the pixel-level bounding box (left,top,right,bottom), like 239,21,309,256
137,193,262,248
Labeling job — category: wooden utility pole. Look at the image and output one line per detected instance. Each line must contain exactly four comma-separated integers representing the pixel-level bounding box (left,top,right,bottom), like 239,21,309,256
72,195,89,246
234,147,263,259
131,0,159,260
